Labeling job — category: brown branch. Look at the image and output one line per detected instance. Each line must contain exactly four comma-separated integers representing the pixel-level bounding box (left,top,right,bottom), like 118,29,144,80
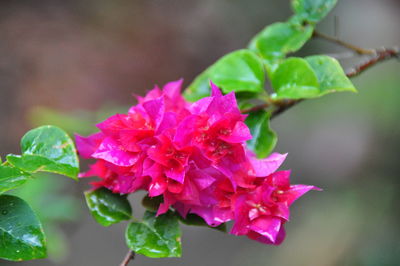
241,47,399,119
346,48,399,77
120,250,135,266
313,30,376,55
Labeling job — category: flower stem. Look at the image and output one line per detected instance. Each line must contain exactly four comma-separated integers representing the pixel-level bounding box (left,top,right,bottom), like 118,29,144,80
120,250,135,266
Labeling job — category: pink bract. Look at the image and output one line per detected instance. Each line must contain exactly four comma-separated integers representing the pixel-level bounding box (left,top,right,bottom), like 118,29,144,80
76,79,318,245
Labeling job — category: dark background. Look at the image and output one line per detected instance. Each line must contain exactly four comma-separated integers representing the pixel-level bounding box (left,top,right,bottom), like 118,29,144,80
1,0,400,265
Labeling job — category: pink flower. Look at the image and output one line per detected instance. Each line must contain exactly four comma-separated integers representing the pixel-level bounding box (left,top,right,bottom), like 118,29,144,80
76,79,318,245
231,170,319,244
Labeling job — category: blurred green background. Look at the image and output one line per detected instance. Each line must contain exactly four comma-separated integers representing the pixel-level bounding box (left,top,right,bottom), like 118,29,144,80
0,0,399,265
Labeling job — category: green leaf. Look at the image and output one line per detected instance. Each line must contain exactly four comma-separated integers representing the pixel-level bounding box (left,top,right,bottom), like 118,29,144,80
0,195,46,261
141,195,163,212
292,0,338,24
6,125,79,179
10,173,80,261
249,22,314,66
84,188,132,227
125,211,182,258
185,49,265,101
306,55,357,95
177,213,227,233
245,110,277,158
271,57,320,99
0,165,31,194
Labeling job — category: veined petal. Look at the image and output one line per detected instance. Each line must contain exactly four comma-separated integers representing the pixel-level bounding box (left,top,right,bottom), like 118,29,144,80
249,153,287,177
92,137,139,166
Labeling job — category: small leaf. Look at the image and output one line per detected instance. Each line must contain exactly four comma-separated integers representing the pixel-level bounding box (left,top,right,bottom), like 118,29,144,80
141,195,163,212
271,57,320,99
185,49,265,101
249,22,314,66
125,211,181,258
84,188,132,227
178,213,227,233
0,165,31,194
6,125,79,179
0,195,46,261
292,0,338,24
245,110,277,158
306,55,357,95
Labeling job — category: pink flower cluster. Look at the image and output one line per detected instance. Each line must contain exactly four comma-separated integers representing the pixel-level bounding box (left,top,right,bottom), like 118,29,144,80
76,80,317,245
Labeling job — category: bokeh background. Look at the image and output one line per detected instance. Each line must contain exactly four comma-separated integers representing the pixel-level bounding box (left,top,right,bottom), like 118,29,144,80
1,0,399,265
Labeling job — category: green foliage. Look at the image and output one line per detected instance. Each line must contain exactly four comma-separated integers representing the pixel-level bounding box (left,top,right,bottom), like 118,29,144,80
10,173,80,261
271,57,320,99
270,56,356,99
185,0,352,160
6,125,79,179
141,195,163,212
249,22,314,67
292,0,338,24
0,165,31,194
125,211,182,258
0,195,46,261
306,55,357,94
85,188,132,227
185,50,265,101
245,110,277,158
0,126,80,261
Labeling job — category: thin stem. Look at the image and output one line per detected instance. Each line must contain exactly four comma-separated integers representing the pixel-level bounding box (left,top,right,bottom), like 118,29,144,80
346,48,399,77
120,250,135,266
313,30,376,55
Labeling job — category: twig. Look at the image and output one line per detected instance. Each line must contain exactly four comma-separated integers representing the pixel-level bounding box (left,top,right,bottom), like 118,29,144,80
120,250,135,266
346,48,399,77
313,30,376,55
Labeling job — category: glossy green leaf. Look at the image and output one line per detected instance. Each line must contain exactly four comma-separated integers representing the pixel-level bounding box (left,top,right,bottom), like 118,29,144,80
185,49,265,101
249,22,314,66
292,0,338,23
0,165,31,194
0,195,46,261
85,188,132,227
125,211,182,258
6,125,79,179
245,110,277,158
271,57,320,99
178,213,227,232
306,55,357,94
11,173,80,261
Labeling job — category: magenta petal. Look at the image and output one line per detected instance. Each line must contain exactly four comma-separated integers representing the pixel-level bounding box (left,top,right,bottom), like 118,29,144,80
190,97,213,114
206,92,240,122
210,81,222,97
173,115,198,147
142,97,165,128
249,153,287,177
249,216,282,243
270,170,291,187
92,137,139,166
286,185,320,206
75,133,104,158
165,168,185,184
157,112,177,134
189,169,216,190
148,178,167,197
219,121,252,143
163,79,184,99
247,226,286,245
190,206,223,227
